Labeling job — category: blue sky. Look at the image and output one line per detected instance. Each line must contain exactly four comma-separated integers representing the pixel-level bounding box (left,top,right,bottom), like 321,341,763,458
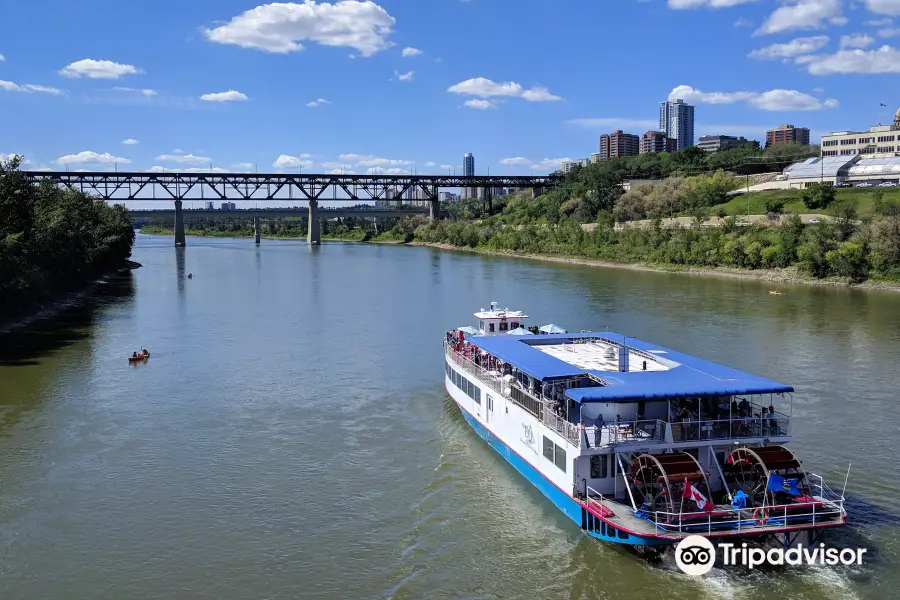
2,0,900,176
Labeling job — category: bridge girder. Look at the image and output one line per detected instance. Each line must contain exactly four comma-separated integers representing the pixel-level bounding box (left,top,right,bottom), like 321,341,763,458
23,171,561,201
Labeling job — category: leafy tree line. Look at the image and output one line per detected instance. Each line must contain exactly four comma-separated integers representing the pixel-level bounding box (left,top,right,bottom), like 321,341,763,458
0,156,136,317
408,171,900,283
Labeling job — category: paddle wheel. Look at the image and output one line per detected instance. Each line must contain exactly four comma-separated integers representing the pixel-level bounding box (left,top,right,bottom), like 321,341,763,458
727,445,809,507
629,452,711,515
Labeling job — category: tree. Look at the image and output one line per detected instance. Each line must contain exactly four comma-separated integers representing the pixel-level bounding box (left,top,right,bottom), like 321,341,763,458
801,183,836,210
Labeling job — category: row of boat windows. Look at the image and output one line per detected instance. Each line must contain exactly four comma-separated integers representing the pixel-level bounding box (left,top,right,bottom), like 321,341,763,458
542,436,567,473
585,512,629,541
446,362,482,405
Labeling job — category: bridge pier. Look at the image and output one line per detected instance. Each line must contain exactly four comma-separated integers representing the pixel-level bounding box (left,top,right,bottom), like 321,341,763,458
174,199,186,247
532,186,544,199
307,200,321,245
254,216,261,244
484,185,493,215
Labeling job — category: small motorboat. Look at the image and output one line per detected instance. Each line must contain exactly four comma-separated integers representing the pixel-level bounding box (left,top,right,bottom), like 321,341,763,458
768,290,783,295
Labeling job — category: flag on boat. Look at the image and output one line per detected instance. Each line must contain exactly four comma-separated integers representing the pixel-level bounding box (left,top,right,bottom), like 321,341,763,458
767,474,801,496
682,478,714,512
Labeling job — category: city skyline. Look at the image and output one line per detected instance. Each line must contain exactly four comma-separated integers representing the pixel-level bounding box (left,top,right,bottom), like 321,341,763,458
2,0,899,175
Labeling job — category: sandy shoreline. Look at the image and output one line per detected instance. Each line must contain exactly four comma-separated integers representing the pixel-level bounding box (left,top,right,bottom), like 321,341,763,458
408,242,900,293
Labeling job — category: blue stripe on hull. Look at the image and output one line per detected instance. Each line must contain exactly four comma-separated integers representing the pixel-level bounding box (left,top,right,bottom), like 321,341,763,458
453,398,671,547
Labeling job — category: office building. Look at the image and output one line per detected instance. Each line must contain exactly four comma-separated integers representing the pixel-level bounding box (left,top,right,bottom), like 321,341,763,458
439,191,459,203
590,152,602,163
205,201,215,210
640,130,677,154
462,152,476,199
659,99,695,150
696,135,755,153
821,110,900,157
562,158,590,173
220,202,236,210
765,125,810,148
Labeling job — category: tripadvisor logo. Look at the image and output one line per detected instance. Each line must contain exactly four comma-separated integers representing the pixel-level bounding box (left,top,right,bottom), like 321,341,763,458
675,535,716,576
674,535,868,575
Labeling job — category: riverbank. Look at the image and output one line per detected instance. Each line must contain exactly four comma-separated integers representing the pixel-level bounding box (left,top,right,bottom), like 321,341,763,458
409,242,900,292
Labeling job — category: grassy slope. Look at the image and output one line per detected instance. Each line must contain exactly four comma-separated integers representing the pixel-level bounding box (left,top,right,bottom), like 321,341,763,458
713,187,899,218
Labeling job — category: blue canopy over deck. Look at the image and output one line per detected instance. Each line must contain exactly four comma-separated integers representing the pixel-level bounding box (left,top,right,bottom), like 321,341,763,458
467,331,793,402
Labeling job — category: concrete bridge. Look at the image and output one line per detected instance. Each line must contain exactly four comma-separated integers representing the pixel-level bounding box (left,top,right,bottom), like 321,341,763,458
131,206,429,243
24,171,560,245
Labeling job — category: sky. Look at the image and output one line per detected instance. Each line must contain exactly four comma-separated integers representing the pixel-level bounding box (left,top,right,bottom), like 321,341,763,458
2,0,900,177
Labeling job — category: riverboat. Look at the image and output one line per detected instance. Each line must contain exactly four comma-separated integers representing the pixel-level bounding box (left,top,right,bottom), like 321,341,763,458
444,302,848,551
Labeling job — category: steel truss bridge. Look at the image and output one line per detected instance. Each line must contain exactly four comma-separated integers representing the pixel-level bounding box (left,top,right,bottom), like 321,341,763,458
24,171,559,202
23,171,559,246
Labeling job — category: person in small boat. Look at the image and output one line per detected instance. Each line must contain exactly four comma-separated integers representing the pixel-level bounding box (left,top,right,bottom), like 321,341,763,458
141,348,149,357
132,352,139,359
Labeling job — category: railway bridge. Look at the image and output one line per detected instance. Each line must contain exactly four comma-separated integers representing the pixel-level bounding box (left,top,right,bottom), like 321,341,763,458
24,171,560,245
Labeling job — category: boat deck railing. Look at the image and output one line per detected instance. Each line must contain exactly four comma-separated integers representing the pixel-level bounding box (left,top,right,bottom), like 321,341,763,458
584,420,667,448
646,474,845,536
671,416,791,442
446,346,503,394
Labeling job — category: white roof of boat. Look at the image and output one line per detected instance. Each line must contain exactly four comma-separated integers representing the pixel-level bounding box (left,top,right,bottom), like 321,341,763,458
474,307,529,319
534,341,672,373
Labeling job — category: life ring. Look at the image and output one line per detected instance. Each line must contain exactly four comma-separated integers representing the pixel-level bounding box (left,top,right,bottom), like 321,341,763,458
753,507,769,525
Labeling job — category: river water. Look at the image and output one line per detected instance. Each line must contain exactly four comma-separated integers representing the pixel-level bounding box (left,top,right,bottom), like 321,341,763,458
1,235,898,600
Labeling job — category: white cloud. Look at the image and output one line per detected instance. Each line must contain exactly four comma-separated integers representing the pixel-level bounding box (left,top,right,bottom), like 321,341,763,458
395,70,413,81
155,153,212,164
439,164,453,170
840,33,875,48
306,98,329,107
748,35,829,58
0,53,4,61
59,59,141,79
424,161,436,167
338,153,413,167
232,162,255,170
863,1,900,16
113,86,157,96
803,44,900,73
868,17,894,26
122,138,139,145
202,1,396,57
755,0,843,36
401,46,422,57
56,151,131,165
530,158,572,172
0,80,62,95
734,18,753,27
668,0,758,8
273,154,314,168
200,90,248,102
668,84,837,110
499,157,532,166
327,167,355,174
447,77,562,102
147,166,230,173
878,27,900,37
366,167,408,175
463,98,497,110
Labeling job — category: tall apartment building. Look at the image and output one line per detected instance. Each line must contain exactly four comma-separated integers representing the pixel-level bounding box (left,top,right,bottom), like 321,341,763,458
641,130,677,154
462,152,476,199
597,130,640,160
659,99,695,151
765,125,810,147
561,158,590,173
696,135,755,152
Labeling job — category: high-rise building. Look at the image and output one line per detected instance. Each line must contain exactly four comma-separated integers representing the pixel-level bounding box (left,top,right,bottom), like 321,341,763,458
641,130,677,154
766,125,810,148
597,131,640,160
462,152,476,199
659,99,695,150
561,158,590,173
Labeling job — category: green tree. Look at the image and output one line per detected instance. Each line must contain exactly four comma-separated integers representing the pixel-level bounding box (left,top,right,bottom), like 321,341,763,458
801,183,836,210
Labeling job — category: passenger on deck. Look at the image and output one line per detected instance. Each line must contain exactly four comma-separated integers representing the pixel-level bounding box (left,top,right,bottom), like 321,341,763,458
738,398,750,417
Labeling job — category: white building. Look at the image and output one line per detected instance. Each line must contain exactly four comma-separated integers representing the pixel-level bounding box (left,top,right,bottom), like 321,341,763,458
659,99,695,151
561,158,589,174
821,108,900,158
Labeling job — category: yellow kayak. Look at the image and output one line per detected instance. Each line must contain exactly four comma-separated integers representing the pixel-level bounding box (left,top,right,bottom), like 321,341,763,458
768,290,783,295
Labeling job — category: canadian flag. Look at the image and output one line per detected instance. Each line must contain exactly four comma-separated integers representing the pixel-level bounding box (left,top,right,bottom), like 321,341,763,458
682,478,713,512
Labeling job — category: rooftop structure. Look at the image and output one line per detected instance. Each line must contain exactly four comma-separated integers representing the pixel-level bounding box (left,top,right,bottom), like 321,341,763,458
847,156,900,179
468,331,793,402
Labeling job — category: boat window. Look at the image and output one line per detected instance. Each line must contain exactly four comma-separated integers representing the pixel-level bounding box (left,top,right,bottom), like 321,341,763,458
617,528,628,540
489,323,495,332
554,446,566,472
543,436,554,462
511,321,519,329
590,455,608,479
499,321,509,331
